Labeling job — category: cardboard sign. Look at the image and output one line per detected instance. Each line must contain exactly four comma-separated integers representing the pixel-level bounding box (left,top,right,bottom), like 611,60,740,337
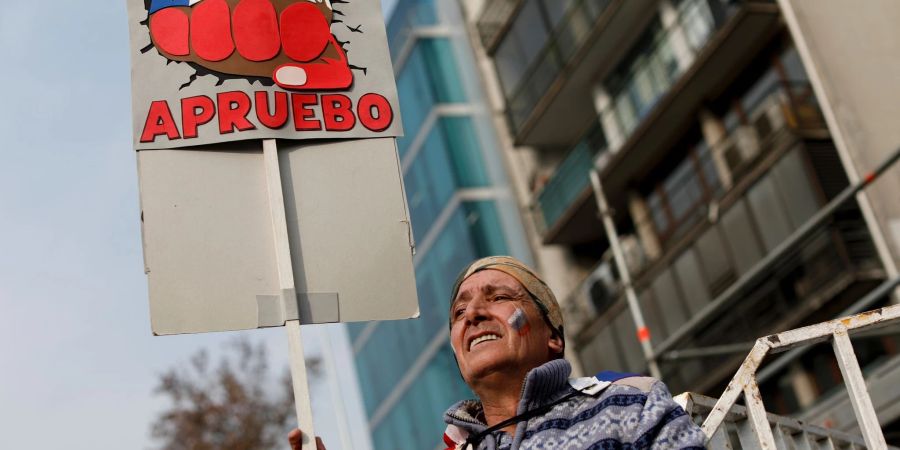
126,0,403,149
139,138,420,335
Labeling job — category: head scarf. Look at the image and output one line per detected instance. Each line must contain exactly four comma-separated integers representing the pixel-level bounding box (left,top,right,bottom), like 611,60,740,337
448,256,564,338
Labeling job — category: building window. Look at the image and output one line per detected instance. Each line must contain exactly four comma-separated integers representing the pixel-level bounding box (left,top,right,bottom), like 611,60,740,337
603,0,720,140
646,141,722,242
606,18,682,137
493,0,550,97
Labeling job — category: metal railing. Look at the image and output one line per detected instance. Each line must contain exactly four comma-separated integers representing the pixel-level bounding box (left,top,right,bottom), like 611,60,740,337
678,390,900,449
602,0,739,143
532,127,607,234
698,292,900,449
504,0,614,133
475,0,521,51
649,146,900,363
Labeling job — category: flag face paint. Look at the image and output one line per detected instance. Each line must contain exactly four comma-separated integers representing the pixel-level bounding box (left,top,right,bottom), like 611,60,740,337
507,307,530,336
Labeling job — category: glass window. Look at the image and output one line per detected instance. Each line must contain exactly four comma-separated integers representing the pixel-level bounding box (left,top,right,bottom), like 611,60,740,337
651,268,689,337
770,149,819,230
541,0,575,28
746,174,792,252
672,249,710,315
695,226,733,291
387,0,438,53
645,140,722,242
493,0,550,96
779,45,808,82
440,117,489,188
678,0,715,51
404,129,456,240
613,311,645,373
741,68,779,116
647,191,669,234
355,207,480,414
606,19,681,137
664,157,704,223
697,141,723,195
395,45,435,159
720,199,763,275
372,345,474,450
420,39,467,103
395,39,467,160
462,201,510,257
578,323,625,373
638,290,666,344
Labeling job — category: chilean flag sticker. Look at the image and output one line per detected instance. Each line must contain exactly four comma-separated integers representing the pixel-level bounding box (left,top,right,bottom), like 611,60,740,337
149,0,203,14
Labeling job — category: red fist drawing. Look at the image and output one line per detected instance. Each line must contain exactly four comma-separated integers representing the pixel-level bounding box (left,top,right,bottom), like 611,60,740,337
148,0,352,90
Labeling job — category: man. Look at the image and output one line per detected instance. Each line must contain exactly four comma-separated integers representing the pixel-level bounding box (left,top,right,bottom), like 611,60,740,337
290,256,706,449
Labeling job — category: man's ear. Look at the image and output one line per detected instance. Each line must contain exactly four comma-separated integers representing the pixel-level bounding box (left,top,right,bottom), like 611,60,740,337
548,332,564,356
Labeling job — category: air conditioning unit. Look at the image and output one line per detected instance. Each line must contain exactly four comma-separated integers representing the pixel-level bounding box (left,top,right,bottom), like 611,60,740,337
749,95,786,144
721,126,760,175
619,234,648,276
582,262,619,317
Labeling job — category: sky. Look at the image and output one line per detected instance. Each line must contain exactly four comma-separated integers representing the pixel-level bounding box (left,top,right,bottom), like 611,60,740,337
0,0,397,448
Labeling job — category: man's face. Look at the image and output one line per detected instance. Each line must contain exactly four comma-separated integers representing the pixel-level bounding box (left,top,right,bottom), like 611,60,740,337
449,270,563,385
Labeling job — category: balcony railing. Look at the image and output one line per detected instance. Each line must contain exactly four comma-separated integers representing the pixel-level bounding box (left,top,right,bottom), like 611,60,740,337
504,0,614,134
532,125,607,235
574,129,883,390
714,80,827,186
602,0,740,145
476,0,521,52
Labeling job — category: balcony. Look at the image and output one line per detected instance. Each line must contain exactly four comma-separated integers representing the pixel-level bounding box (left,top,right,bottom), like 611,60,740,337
538,1,783,245
597,0,781,208
531,125,607,244
572,131,884,394
576,152,884,391
495,0,655,147
476,0,521,52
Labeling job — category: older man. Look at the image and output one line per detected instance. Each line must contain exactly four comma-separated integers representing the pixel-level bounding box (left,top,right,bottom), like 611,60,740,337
290,256,706,450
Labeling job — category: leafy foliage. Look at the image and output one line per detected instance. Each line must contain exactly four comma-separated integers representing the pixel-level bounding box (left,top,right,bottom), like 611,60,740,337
150,339,298,450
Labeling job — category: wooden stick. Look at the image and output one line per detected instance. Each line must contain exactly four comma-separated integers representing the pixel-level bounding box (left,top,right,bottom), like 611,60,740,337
263,138,317,449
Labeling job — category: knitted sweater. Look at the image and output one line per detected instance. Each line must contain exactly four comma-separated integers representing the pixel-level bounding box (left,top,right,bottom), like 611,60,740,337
442,360,706,450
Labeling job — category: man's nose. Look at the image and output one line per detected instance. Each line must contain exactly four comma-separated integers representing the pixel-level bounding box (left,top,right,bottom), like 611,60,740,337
463,296,491,323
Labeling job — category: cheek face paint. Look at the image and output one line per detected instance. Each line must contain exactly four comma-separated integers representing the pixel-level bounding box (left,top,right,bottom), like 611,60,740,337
507,307,531,336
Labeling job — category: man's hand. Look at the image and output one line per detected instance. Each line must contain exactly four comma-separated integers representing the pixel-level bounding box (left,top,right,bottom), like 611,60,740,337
147,0,352,90
288,428,327,450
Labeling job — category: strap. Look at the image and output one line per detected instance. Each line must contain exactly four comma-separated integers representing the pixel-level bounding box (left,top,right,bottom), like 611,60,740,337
595,370,640,383
462,390,581,448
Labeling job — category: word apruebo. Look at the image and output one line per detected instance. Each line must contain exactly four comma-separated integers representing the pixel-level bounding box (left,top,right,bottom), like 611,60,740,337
141,90,393,143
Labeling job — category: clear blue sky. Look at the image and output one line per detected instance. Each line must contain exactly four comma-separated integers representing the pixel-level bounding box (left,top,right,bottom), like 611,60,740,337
0,0,397,448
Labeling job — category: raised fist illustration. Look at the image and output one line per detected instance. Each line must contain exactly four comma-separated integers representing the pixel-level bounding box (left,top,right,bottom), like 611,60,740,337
147,0,352,90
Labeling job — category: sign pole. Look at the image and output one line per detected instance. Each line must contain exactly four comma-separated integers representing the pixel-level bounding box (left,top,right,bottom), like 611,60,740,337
263,138,317,449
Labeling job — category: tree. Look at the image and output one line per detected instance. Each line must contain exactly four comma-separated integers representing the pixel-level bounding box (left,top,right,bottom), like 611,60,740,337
150,338,316,450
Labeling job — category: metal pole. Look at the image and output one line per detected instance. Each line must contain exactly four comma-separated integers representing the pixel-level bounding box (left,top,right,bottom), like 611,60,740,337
590,169,662,379
652,146,900,361
832,324,889,449
263,139,317,450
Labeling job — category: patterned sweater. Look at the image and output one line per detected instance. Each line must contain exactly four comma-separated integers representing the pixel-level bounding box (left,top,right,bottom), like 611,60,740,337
442,360,706,450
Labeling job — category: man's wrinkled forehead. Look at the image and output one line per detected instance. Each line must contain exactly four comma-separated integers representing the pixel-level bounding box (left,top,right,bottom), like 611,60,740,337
451,270,528,305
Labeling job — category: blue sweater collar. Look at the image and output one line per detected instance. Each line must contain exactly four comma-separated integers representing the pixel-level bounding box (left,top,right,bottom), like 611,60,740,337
444,359,572,433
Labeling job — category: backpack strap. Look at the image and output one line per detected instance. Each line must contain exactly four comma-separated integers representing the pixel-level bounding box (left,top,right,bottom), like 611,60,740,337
595,370,640,383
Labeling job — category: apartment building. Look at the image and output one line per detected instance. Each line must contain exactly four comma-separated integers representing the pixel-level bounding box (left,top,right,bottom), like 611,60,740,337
459,0,900,440
346,0,533,448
